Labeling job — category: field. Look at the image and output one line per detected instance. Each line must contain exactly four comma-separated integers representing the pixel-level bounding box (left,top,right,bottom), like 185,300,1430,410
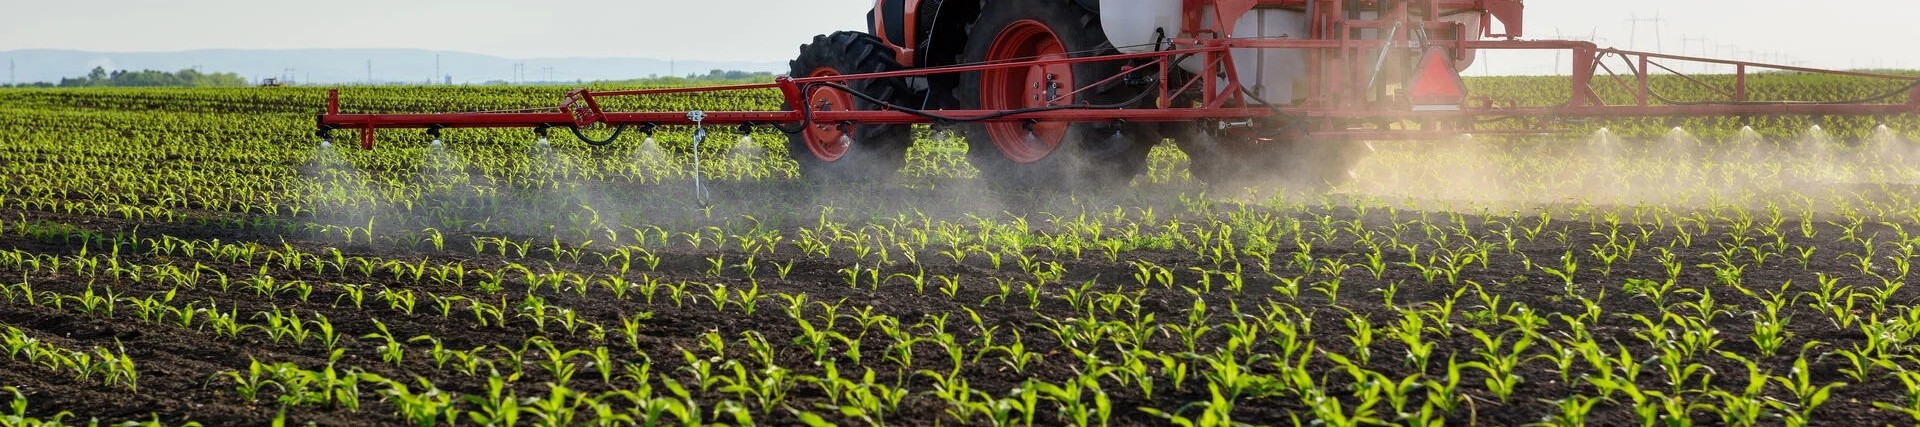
3,75,1920,427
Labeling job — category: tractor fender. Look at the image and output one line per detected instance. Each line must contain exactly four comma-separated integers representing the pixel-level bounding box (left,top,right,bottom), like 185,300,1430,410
872,0,1098,67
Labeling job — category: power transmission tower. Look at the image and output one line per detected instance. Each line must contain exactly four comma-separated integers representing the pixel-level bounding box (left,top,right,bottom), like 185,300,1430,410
1624,13,1665,51
1552,27,1603,75
8,59,14,86
435,54,441,85
1680,36,1707,72
367,60,373,85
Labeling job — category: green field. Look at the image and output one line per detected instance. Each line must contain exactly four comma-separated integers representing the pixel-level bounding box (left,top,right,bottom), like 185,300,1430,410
3,74,1920,426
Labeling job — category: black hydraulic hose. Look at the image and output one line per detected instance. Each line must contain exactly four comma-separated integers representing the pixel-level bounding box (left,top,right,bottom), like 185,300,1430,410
778,80,1159,134
570,124,629,146
781,53,1190,134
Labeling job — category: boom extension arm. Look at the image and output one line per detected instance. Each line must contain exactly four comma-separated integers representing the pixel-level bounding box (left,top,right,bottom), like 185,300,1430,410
317,39,1920,149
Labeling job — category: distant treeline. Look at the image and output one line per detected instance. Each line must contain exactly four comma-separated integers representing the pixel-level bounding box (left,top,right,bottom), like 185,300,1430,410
596,69,779,86
3,67,249,88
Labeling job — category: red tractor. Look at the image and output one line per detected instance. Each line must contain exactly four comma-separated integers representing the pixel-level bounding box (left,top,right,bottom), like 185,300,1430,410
792,0,1513,189
318,0,1920,191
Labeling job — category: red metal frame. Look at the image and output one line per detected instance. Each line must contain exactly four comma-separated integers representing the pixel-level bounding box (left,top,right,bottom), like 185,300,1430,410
319,0,1918,150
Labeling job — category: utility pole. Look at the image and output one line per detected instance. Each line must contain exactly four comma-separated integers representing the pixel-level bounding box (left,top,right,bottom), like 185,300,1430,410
1624,13,1665,52
1680,36,1707,72
1553,27,1603,75
1543,28,1559,75
1681,36,1707,57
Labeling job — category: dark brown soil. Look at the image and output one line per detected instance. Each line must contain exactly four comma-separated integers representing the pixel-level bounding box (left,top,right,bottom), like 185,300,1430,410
4,177,1919,427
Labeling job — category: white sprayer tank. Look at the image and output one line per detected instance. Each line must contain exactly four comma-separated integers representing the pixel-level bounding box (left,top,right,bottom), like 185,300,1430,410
1098,0,1483,105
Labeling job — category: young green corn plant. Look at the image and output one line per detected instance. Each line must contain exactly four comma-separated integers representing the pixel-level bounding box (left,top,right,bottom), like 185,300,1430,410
1818,342,1898,382
363,373,462,427
1464,328,1533,403
1803,273,1860,330
199,303,251,339
255,307,315,347
1774,343,1845,416
463,373,523,427
1541,250,1579,287
362,319,407,365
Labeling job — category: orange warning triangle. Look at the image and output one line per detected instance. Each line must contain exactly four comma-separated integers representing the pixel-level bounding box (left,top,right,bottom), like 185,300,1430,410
1408,49,1466,110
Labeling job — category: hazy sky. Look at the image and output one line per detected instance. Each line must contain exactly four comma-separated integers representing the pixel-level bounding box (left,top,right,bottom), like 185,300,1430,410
3,0,1916,73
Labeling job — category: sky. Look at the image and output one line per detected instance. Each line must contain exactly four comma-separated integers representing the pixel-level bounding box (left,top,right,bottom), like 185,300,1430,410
2,0,1916,75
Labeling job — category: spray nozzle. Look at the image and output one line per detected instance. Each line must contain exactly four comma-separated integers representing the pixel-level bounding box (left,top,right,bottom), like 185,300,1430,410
736,123,755,147
636,123,657,146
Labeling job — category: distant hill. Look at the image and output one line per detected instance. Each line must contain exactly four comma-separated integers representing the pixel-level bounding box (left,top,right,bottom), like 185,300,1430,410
0,49,787,85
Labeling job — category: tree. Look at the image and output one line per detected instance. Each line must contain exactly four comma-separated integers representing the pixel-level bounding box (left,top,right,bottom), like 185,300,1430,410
56,67,247,87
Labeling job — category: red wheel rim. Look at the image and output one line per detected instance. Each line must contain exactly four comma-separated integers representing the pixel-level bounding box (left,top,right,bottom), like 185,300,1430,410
803,67,854,162
980,20,1072,163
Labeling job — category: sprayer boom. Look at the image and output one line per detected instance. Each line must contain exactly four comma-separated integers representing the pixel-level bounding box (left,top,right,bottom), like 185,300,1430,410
315,0,1920,205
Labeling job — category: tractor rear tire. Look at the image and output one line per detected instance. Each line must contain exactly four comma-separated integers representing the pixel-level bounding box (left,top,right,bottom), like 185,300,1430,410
785,31,916,184
955,0,1159,192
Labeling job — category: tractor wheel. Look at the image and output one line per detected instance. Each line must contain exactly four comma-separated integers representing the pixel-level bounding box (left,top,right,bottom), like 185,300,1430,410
956,0,1159,192
785,31,915,184
1174,124,1371,194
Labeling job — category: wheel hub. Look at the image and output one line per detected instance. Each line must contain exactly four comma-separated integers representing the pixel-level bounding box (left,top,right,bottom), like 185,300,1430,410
981,20,1073,163
802,67,855,162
